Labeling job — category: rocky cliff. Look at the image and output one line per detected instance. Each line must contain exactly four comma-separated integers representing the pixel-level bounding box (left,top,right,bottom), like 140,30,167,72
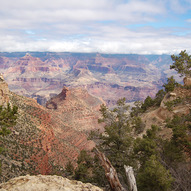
46,86,104,131
0,77,103,182
0,175,103,191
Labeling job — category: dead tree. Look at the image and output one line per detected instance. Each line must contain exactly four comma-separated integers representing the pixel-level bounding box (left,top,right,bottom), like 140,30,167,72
94,148,138,191
94,147,126,191
124,165,137,191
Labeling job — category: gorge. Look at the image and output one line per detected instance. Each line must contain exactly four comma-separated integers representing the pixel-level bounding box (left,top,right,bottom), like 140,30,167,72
0,52,177,106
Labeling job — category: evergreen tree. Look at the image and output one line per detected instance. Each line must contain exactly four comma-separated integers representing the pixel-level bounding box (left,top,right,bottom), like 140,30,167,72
0,103,18,174
79,81,190,190
141,96,154,111
137,155,173,191
131,116,145,134
166,113,191,159
74,150,107,187
98,98,133,171
74,150,93,183
65,160,74,177
0,103,18,149
130,101,143,117
134,125,161,164
154,89,166,106
134,125,173,191
163,112,191,190
171,50,191,77
163,76,179,93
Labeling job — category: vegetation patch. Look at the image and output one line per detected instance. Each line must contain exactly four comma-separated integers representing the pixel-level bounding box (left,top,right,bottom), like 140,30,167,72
164,97,183,111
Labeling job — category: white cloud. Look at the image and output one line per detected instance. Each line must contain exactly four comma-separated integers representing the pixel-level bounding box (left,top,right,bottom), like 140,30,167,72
0,29,190,55
3,0,112,10
0,0,191,54
186,19,191,22
0,0,165,27
166,0,191,13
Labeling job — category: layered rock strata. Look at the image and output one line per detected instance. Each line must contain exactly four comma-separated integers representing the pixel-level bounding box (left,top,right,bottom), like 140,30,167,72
0,76,103,182
0,53,174,106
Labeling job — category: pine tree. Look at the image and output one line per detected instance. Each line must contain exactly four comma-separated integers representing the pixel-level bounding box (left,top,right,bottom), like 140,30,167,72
0,103,18,149
137,155,173,191
134,125,173,191
0,103,18,174
171,50,191,77
163,76,179,93
98,98,133,171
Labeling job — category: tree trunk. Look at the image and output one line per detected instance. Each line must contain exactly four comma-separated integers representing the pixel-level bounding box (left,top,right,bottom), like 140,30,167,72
124,165,137,191
94,147,126,191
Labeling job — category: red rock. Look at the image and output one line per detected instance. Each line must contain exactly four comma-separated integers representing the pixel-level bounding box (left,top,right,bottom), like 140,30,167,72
0,53,172,106
0,79,103,180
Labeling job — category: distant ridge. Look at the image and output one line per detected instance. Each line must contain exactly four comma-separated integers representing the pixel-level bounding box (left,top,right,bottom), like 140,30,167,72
0,52,177,107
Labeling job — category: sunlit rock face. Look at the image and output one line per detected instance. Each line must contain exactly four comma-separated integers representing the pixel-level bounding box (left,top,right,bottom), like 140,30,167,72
0,175,103,191
0,74,9,106
183,77,191,86
46,86,104,131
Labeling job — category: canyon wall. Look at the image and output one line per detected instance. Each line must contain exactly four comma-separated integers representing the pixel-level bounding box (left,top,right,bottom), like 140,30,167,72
0,52,176,106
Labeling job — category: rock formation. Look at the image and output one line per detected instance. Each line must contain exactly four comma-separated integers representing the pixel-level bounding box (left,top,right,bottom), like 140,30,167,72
140,85,191,136
183,77,191,86
0,74,9,106
0,175,103,191
0,52,174,106
46,86,104,131
0,76,103,182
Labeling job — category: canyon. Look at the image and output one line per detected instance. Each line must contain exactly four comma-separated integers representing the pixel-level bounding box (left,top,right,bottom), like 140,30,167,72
0,52,177,106
0,77,103,182
0,52,190,190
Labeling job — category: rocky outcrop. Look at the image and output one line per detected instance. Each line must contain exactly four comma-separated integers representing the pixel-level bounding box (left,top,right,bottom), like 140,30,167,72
0,175,103,191
46,86,104,131
0,74,9,105
140,86,191,136
183,77,191,86
46,87,69,109
160,87,191,115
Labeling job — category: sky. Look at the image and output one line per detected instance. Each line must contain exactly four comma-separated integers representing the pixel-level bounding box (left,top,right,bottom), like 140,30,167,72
1,0,191,54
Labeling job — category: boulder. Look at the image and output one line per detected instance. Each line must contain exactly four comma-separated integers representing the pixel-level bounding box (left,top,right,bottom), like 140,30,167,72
0,175,103,191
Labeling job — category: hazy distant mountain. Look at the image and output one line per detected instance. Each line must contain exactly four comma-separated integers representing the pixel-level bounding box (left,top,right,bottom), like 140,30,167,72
0,52,178,106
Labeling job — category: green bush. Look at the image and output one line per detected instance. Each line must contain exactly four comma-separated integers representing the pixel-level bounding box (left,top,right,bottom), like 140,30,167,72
131,116,145,134
137,155,173,191
163,76,179,93
164,97,182,111
0,103,18,175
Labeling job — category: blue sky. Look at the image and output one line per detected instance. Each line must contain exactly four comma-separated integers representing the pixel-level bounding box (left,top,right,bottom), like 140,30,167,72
0,0,191,54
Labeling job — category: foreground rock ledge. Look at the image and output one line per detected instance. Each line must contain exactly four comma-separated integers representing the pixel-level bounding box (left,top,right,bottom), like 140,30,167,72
0,175,103,191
